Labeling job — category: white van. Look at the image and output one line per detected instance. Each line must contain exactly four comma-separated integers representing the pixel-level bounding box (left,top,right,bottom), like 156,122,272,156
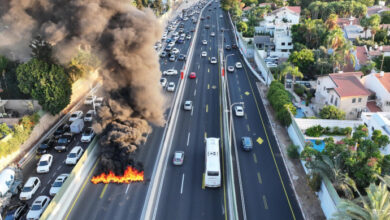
0,168,15,197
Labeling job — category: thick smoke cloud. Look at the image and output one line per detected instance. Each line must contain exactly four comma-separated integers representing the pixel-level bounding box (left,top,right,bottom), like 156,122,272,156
0,0,168,174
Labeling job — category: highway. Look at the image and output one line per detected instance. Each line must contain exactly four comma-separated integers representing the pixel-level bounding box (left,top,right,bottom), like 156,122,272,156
63,2,205,220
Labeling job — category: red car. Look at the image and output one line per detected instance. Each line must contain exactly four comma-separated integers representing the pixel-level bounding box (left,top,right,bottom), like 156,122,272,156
189,72,196,79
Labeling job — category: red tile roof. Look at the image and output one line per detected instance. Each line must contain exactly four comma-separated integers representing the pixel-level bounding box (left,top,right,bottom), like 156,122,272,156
356,46,369,65
243,6,252,11
329,72,372,97
368,45,390,56
374,72,390,93
337,17,360,27
367,101,382,112
286,6,301,14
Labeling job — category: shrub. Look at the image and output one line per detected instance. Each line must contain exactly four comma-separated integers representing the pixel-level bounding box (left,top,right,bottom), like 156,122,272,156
293,84,305,96
305,125,324,137
319,105,346,120
267,81,295,126
307,173,322,192
287,144,300,159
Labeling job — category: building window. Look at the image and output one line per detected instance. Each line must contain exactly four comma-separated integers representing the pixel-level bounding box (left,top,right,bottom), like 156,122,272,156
352,98,356,103
372,126,375,132
288,42,292,46
386,101,390,106
358,98,362,102
335,98,338,106
281,42,285,46
281,49,288,52
330,95,334,104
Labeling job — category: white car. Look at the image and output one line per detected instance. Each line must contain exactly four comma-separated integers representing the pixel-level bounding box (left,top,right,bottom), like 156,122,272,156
210,57,217,64
220,15,223,18
235,62,242,68
81,127,95,143
36,154,53,174
210,32,215,37
65,146,84,165
20,177,40,201
172,48,180,54
183,100,193,110
84,110,94,122
201,51,207,57
186,35,191,39
95,97,103,107
228,66,235,72
266,62,278,68
173,151,184,165
49,174,69,196
168,42,175,47
162,34,167,40
173,35,179,41
26,196,50,220
235,105,244,117
84,95,96,105
202,40,207,45
167,82,175,92
69,111,83,122
163,69,178,75
160,78,167,87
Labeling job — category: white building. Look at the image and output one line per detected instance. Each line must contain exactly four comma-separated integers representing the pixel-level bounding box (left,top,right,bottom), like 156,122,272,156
362,71,390,112
254,6,300,58
361,112,390,155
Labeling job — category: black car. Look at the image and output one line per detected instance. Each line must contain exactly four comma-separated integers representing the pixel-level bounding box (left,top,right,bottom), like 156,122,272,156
4,203,28,220
53,123,70,139
55,132,74,152
160,51,167,58
36,137,56,155
178,54,186,61
225,45,231,50
232,44,238,49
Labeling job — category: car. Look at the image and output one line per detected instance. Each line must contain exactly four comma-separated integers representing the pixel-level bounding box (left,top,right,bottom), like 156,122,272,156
225,45,231,50
160,51,167,58
200,17,205,20
69,111,83,122
167,82,175,92
84,95,96,105
178,54,186,61
160,78,167,87
266,55,279,60
186,34,191,39
235,62,242,69
166,38,173,43
163,69,178,75
49,174,69,196
241,137,253,151
183,100,193,111
205,25,210,29
220,15,223,18
234,105,244,117
20,177,40,201
162,35,167,40
169,55,176,62
210,57,217,64
81,127,95,143
201,51,207,57
36,154,53,174
173,151,184,165
4,203,28,220
232,44,238,49
95,97,104,107
168,42,175,47
173,35,179,41
36,137,55,155
191,28,195,32
266,62,278,68
210,32,215,37
84,110,94,122
177,37,184,44
55,133,74,152
228,66,235,72
207,15,210,19
202,40,207,45
26,196,50,220
53,123,70,139
189,72,196,79
65,146,84,165
180,33,186,38
165,45,172,51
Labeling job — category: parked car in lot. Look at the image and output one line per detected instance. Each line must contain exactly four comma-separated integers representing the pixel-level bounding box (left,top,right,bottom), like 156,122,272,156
160,78,167,87
201,51,207,57
84,95,96,105
36,154,53,174
167,82,175,92
228,66,234,72
189,72,196,79
55,133,74,152
20,177,40,201
84,110,94,122
235,62,242,69
163,69,178,75
3,203,28,220
178,54,186,61
234,105,244,117
241,137,253,151
210,57,217,64
65,146,84,165
94,97,103,107
183,100,193,111
26,196,50,220
53,123,70,139
173,151,184,165
36,137,55,155
69,111,83,122
49,174,69,196
81,127,95,143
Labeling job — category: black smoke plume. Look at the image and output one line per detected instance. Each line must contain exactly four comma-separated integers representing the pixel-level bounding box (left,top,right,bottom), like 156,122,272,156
0,0,168,175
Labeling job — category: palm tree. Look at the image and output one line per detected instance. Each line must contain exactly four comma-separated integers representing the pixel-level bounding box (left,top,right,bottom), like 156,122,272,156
325,14,339,31
279,62,303,86
306,155,357,199
333,179,390,220
369,14,381,41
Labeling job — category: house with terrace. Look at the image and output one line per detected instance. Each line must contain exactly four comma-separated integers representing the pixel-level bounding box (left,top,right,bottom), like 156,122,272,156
362,71,390,112
361,112,390,154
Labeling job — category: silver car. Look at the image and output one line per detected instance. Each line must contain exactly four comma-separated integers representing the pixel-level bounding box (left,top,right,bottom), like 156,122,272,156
173,151,184,165
183,100,193,110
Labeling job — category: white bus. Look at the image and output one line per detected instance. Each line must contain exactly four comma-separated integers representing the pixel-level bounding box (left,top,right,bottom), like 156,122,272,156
204,137,221,188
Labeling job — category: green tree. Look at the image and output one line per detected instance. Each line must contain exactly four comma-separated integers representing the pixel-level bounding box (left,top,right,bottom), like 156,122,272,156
16,59,72,115
288,49,315,76
135,0,143,9
67,50,100,83
236,21,248,33
279,62,304,85
369,14,381,41
381,11,390,24
0,123,12,138
325,14,339,31
153,0,163,16
319,105,346,120
374,55,390,72
30,36,53,63
360,61,376,75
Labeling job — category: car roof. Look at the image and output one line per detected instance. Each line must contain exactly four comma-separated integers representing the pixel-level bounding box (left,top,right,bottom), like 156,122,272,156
34,195,48,203
87,110,94,114
56,174,69,181
25,177,39,186
70,146,82,153
174,151,184,157
40,154,52,160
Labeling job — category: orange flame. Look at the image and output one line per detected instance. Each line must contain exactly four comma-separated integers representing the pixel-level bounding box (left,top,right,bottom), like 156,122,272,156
91,166,144,184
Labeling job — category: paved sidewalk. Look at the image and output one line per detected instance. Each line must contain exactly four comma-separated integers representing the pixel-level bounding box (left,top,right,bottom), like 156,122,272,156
256,82,326,220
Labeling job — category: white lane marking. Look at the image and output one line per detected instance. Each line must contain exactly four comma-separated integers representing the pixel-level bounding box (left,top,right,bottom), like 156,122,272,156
57,165,62,170
191,107,194,116
180,173,185,194
40,186,47,194
187,132,191,146
47,178,52,184
196,78,198,84
125,184,131,194
52,171,57,178
194,89,197,96
145,132,150,143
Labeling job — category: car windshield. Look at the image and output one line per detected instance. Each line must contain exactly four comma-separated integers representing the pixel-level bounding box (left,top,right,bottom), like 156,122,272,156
70,114,77,118
53,181,63,187
86,113,92,117
68,153,77,158
39,144,48,149
31,204,42,211
22,186,32,192
39,161,48,166
58,138,67,144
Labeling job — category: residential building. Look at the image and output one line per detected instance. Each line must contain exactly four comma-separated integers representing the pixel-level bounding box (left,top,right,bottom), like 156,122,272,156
366,5,390,17
314,72,372,119
343,46,369,72
362,71,390,112
367,45,390,58
343,25,371,42
361,112,390,155
254,6,300,58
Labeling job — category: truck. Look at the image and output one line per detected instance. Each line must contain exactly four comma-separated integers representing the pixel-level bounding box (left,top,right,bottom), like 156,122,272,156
0,165,23,215
70,119,84,134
